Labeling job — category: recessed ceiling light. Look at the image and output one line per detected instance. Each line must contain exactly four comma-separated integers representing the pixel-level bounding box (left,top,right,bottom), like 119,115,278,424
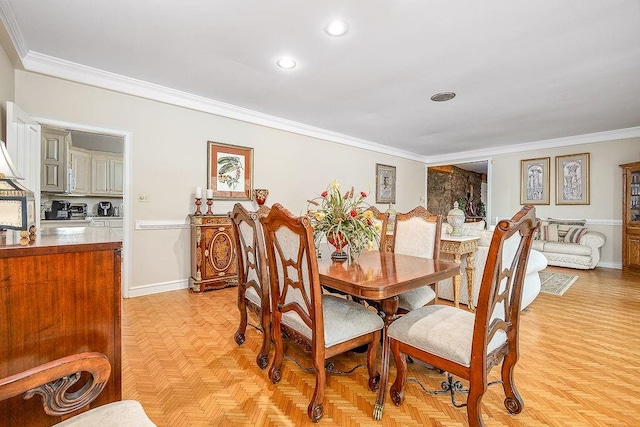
324,20,349,37
276,57,297,69
431,92,456,102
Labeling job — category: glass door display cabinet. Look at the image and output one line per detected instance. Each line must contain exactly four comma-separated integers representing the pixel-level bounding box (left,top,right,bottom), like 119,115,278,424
620,161,640,272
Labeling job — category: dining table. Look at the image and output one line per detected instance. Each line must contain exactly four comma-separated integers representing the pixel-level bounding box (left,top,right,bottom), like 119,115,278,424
316,249,460,420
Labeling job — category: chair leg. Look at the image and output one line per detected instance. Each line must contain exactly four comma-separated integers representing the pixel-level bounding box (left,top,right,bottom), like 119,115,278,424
466,381,486,427
389,340,407,406
256,309,271,370
269,318,284,384
234,291,248,346
308,348,325,422
367,331,381,391
501,352,524,415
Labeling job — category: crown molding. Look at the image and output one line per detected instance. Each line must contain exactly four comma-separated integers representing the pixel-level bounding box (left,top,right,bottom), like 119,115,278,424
20,50,425,162
0,1,27,58
426,126,640,165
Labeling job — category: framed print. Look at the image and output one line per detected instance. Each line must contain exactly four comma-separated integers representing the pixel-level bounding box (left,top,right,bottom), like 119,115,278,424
376,163,396,204
556,153,590,205
520,157,550,205
207,141,253,200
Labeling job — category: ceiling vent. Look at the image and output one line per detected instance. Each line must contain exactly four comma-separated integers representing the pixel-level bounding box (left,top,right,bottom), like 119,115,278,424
430,92,456,102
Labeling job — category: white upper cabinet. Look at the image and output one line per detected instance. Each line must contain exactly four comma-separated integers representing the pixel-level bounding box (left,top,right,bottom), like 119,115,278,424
91,152,123,196
41,129,70,193
68,147,91,195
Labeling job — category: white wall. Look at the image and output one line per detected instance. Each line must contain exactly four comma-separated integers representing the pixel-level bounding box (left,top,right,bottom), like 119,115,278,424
0,39,14,141
491,137,640,268
14,70,426,295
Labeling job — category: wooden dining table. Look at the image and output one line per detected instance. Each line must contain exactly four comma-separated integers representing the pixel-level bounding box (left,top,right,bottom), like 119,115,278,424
316,249,460,420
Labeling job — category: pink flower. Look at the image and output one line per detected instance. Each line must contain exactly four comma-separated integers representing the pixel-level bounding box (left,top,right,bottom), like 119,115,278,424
321,191,328,197
350,209,358,217
360,191,367,198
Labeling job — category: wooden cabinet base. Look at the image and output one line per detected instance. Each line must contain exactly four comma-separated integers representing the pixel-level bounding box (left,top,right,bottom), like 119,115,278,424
189,214,238,292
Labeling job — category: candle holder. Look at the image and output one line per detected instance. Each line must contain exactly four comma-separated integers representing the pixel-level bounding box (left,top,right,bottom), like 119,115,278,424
194,198,202,215
205,197,213,215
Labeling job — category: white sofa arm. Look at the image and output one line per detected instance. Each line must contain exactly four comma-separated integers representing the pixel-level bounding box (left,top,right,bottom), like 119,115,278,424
579,231,606,249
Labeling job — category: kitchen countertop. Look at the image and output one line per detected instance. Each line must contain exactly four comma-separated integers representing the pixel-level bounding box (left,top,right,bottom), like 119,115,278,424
0,227,122,255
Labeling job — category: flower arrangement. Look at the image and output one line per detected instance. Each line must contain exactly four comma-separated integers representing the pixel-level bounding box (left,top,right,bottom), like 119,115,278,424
307,181,381,260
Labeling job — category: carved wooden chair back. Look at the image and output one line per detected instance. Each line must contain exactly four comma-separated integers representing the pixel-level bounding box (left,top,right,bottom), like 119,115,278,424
380,206,443,311
0,352,155,425
229,203,271,369
388,206,539,426
260,203,383,422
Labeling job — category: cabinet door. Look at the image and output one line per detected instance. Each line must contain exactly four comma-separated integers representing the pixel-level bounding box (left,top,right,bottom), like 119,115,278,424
69,149,91,194
91,156,110,194
110,159,124,195
41,130,69,192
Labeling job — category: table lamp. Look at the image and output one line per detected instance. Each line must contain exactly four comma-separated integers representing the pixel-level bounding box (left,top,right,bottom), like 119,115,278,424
0,140,36,245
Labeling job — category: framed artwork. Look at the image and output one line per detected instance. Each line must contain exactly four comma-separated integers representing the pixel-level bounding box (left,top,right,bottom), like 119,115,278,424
556,153,590,205
520,157,550,205
207,141,253,200
376,163,396,204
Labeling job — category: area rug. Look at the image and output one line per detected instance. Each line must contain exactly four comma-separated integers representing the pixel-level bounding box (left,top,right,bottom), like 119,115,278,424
538,271,578,296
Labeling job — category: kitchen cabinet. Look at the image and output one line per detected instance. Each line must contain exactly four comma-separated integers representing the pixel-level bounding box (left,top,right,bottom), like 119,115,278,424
91,218,123,229
189,214,238,292
68,147,91,194
620,161,640,272
41,129,70,192
91,152,124,195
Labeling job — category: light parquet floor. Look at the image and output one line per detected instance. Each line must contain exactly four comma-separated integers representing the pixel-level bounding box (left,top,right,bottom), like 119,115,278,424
122,266,640,426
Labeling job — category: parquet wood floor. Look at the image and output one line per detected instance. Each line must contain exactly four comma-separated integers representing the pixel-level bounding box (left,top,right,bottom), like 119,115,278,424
122,266,640,426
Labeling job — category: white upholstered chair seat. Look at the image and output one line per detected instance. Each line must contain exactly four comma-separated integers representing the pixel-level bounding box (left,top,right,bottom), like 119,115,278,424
388,305,506,367
397,286,437,311
56,400,156,426
245,285,261,306
282,295,384,347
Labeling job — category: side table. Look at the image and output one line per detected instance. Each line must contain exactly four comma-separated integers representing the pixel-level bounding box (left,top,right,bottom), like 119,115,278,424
440,234,480,310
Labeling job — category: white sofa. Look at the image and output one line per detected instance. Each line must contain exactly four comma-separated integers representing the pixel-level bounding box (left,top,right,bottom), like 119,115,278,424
531,218,606,270
437,221,547,310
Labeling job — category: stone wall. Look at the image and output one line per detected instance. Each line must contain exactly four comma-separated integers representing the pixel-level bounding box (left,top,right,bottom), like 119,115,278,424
427,166,484,219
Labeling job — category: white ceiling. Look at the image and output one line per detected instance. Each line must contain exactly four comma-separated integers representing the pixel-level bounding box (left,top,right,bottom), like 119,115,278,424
1,1,639,162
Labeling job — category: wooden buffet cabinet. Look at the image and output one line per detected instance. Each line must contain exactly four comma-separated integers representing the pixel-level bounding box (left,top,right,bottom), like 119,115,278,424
620,162,640,272
0,229,122,426
189,214,238,292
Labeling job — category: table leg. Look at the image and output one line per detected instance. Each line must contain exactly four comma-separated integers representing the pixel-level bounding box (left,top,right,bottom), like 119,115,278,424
373,296,398,420
465,251,476,310
452,253,462,308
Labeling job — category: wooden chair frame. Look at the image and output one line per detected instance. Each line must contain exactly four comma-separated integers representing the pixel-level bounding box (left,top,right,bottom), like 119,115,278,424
0,352,111,421
389,206,539,427
230,203,272,369
261,203,381,422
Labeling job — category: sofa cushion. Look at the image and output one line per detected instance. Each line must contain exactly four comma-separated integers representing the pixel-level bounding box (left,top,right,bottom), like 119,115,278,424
563,227,589,243
540,223,559,241
541,241,592,256
548,218,587,240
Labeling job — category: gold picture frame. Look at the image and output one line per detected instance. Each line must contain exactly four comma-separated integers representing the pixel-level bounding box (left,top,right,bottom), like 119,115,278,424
556,153,590,205
520,157,550,205
376,163,396,204
207,141,253,200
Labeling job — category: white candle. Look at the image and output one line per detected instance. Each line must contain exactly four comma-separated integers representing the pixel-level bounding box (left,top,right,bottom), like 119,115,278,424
206,189,214,199
195,187,202,198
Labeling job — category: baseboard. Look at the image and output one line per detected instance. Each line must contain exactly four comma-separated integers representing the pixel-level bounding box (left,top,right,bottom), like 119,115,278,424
127,278,189,298
597,261,622,270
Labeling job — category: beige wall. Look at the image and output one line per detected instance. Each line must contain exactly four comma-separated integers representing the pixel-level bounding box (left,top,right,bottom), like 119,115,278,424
0,41,15,141
491,138,640,268
14,70,425,294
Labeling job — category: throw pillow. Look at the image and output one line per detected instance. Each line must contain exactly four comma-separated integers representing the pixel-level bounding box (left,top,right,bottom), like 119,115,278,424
539,223,559,242
564,227,589,243
548,218,586,240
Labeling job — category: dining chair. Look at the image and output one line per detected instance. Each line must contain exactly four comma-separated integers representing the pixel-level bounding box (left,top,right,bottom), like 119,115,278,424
381,205,443,312
0,352,155,426
261,203,384,422
230,203,271,369
387,205,539,427
364,206,388,251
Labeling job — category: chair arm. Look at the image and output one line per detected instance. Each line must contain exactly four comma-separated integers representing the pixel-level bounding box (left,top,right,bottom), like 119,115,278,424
579,231,606,250
0,352,111,418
